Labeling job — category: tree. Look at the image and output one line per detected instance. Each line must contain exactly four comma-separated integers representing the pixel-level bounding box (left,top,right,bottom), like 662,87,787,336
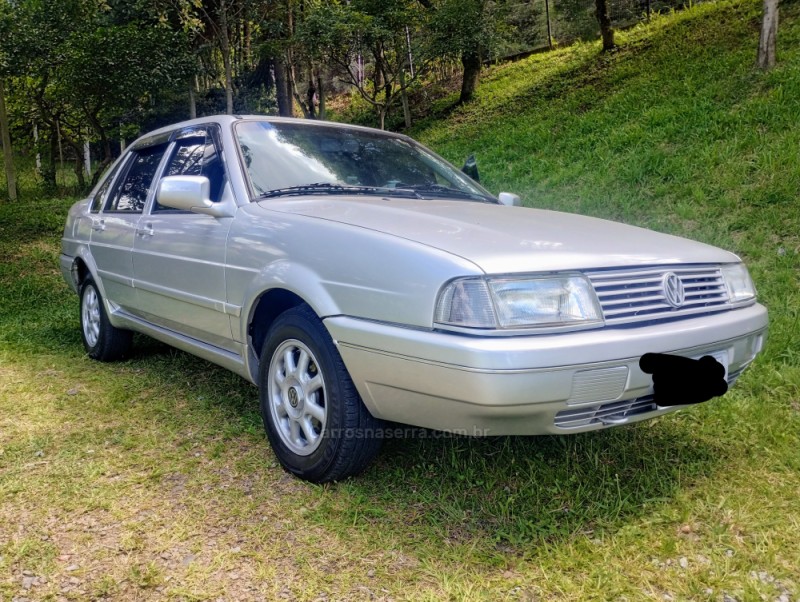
191,0,243,115
62,23,194,177
757,0,778,70
299,0,426,129
286,0,327,120
425,0,500,105
7,0,194,185
594,0,615,51
0,78,16,201
0,3,16,200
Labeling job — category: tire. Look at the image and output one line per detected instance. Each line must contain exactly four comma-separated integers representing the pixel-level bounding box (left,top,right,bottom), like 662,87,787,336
258,305,383,483
79,277,133,361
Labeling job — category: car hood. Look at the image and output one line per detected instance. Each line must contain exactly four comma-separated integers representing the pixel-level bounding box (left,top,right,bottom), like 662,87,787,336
258,197,738,273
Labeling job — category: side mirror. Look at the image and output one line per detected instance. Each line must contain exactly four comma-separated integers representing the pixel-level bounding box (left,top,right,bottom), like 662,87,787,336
461,154,480,183
498,192,522,207
156,175,234,217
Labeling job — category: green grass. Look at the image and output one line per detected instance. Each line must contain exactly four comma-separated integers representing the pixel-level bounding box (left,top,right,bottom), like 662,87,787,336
1,0,799,599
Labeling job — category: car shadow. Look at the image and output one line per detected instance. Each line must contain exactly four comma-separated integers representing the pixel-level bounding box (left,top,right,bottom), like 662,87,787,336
39,319,725,555
341,421,724,549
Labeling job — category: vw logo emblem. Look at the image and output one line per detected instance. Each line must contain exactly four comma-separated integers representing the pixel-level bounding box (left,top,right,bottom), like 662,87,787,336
662,272,685,308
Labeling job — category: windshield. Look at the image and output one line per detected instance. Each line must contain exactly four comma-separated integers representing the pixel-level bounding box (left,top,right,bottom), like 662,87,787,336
234,121,495,202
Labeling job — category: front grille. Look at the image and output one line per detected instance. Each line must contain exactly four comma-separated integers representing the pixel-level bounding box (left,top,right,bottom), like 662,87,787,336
585,265,729,326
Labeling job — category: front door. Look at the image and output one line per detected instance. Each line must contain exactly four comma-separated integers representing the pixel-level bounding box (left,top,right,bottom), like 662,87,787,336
131,127,235,351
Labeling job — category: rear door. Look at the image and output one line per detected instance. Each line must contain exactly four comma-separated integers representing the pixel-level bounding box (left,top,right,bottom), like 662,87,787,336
90,143,168,310
130,126,235,350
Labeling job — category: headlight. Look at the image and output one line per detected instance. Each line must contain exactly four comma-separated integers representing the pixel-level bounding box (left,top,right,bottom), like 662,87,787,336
434,275,604,331
721,263,756,303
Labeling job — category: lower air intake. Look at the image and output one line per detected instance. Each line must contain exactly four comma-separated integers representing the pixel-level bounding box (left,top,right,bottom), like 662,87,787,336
554,368,745,429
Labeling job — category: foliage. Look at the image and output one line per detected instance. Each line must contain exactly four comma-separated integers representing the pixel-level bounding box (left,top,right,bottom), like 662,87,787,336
1,0,734,195
426,0,501,61
0,0,194,187
57,23,194,125
298,0,427,128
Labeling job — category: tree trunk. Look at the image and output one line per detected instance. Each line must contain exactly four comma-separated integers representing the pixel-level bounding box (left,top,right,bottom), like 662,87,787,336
459,50,481,104
254,54,274,93
42,125,57,191
284,4,296,116
316,72,326,120
244,19,252,68
545,0,553,49
219,0,234,114
222,44,234,115
290,62,317,119
84,110,112,168
0,78,17,201
189,83,197,119
399,69,412,129
595,0,616,51
67,140,86,191
286,61,295,117
234,18,242,77
33,123,42,173
83,140,91,176
380,66,393,129
305,78,317,119
757,0,779,70
274,57,293,117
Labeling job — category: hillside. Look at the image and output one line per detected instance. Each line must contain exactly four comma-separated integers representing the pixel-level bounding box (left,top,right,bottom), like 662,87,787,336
419,0,799,224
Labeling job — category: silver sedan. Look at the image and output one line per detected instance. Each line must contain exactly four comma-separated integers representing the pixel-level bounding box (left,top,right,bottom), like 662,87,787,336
60,115,768,482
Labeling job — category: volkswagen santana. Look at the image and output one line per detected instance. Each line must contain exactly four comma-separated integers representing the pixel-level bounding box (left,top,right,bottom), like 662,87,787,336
60,116,768,482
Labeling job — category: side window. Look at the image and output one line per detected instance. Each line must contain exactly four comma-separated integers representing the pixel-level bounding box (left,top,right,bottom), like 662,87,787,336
106,144,167,212
155,135,226,211
90,159,125,213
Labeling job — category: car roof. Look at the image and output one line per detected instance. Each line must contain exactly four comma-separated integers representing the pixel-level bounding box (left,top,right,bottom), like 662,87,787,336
130,115,408,150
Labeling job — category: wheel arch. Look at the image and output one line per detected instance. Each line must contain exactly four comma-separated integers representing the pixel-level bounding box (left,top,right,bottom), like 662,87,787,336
70,248,107,298
238,260,344,380
67,248,134,331
249,288,307,356
244,286,338,383
71,256,90,289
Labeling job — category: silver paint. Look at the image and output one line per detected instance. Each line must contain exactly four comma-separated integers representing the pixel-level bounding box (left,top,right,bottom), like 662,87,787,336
60,115,769,435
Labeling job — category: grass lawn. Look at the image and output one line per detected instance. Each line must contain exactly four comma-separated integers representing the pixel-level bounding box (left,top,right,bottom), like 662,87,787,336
1,0,798,599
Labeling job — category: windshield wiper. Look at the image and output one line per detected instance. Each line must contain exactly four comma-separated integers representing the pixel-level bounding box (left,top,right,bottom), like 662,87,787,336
389,183,496,203
255,182,420,200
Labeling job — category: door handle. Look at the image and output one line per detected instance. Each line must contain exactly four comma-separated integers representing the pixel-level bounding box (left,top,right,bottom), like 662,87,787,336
137,223,154,237
91,219,105,232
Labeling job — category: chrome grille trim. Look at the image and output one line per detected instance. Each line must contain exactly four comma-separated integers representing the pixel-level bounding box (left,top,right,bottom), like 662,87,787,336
555,396,659,428
586,265,729,326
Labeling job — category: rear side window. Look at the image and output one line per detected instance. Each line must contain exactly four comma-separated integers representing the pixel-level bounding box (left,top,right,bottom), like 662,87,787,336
155,134,226,210
106,144,168,212
90,159,125,213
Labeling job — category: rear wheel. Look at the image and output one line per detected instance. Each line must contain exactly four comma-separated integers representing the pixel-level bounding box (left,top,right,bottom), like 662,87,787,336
259,305,383,483
80,277,132,361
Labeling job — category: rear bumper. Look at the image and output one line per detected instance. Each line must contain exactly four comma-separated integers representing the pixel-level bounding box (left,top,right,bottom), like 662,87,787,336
325,304,768,435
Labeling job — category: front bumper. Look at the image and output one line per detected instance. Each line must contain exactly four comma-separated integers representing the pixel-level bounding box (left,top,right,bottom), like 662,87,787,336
325,303,768,435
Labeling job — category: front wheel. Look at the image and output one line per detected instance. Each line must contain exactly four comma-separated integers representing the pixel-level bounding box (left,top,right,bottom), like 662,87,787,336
259,305,383,483
79,277,132,361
